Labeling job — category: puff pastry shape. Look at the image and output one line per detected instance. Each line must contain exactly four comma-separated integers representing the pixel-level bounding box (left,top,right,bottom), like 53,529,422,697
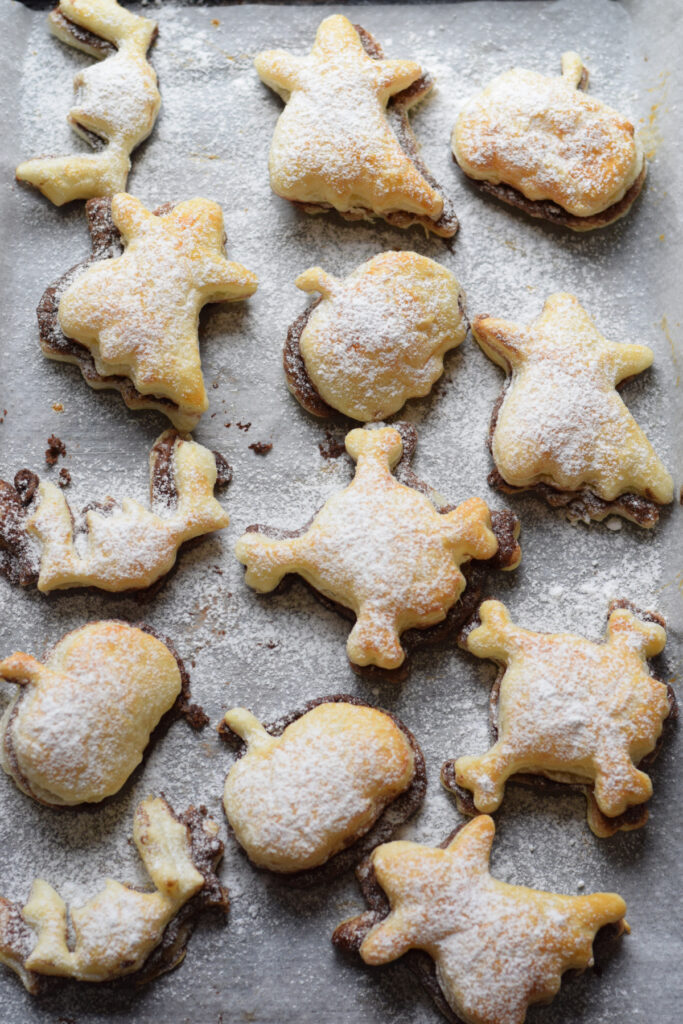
255,15,457,236
16,0,160,206
333,816,627,1024
236,425,520,672
0,797,226,991
0,622,184,806
443,601,671,837
474,293,673,526
0,430,229,593
286,252,466,421
223,701,417,873
42,193,258,430
452,52,645,229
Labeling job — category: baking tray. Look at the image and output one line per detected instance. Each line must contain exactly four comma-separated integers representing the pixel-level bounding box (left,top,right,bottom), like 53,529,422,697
0,1,681,1021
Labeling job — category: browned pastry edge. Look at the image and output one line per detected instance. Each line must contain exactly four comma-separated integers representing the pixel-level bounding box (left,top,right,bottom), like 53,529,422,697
484,377,663,527
0,801,227,994
0,621,208,810
291,24,459,240
332,822,628,1024
283,292,469,421
36,197,198,425
0,431,231,597
440,600,677,835
241,421,521,682
453,158,646,233
218,693,427,888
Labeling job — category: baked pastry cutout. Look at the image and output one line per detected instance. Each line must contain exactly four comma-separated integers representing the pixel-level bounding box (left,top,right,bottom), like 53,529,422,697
285,252,467,421
38,194,258,430
0,621,201,806
221,696,425,879
452,52,646,230
474,293,673,526
442,600,673,838
255,15,458,237
236,425,520,677
0,430,230,593
333,816,627,1024
0,796,227,992
16,0,160,206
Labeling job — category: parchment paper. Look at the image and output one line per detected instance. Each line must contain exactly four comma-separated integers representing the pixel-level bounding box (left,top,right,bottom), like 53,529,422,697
0,2,680,1022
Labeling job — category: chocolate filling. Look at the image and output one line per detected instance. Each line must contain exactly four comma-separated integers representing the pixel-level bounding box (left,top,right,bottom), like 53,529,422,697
454,158,646,233
242,423,520,682
284,292,468,421
333,822,627,1024
0,433,230,598
219,693,426,888
37,198,196,426
290,25,458,239
484,376,663,527
51,9,117,59
441,601,676,836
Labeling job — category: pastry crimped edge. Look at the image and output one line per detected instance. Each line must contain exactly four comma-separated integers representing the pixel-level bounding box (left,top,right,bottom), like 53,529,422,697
441,599,677,838
219,694,427,887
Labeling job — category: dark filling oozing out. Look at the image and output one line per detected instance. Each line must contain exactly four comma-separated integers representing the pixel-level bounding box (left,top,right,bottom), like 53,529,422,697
291,24,458,239
242,422,521,682
284,292,468,421
219,693,427,888
332,821,627,1024
0,433,231,596
441,601,676,836
485,377,662,527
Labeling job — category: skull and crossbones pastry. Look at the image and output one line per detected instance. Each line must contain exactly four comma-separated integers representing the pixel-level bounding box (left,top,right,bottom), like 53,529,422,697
0,621,197,806
16,0,161,206
0,797,227,992
473,293,673,526
285,252,467,421
333,815,627,1024
222,697,424,875
442,600,673,837
235,425,521,675
39,193,258,430
255,14,458,237
0,430,230,593
452,52,646,230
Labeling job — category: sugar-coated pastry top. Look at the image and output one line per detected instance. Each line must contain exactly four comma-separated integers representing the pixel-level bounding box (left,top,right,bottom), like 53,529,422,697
0,622,183,806
236,426,513,671
255,15,444,223
223,702,415,872
453,52,644,218
295,252,466,420
339,816,626,1024
473,293,673,511
453,601,670,835
16,0,161,205
57,194,258,430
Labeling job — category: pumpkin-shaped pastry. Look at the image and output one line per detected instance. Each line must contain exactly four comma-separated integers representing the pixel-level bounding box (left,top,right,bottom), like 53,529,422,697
222,697,425,875
0,621,185,806
452,52,645,230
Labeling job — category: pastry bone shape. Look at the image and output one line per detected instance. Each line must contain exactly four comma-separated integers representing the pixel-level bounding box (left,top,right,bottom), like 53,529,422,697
290,252,467,420
446,601,670,835
0,621,183,806
0,430,229,593
335,816,627,1024
51,193,258,430
452,52,645,228
222,702,416,872
255,15,455,235
236,426,518,671
16,0,161,206
473,293,673,523
0,796,225,989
